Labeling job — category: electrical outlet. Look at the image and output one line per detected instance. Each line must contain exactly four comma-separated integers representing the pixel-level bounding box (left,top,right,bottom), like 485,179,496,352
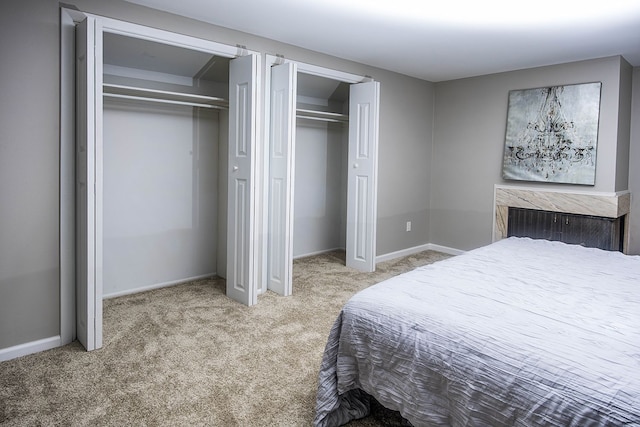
406,221,412,232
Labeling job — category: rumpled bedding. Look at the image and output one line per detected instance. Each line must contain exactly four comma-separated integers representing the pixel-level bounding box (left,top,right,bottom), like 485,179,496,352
314,237,640,426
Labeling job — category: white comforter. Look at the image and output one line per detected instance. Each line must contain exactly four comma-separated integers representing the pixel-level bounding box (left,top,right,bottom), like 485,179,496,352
314,237,640,426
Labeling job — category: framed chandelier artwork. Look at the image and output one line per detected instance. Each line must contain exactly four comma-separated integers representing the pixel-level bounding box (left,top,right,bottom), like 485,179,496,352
502,82,602,185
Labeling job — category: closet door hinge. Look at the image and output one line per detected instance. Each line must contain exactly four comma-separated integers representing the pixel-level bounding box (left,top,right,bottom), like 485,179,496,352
235,44,248,56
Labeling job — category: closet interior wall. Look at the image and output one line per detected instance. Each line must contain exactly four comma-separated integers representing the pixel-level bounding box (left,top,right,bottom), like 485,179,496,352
101,32,229,297
293,74,350,258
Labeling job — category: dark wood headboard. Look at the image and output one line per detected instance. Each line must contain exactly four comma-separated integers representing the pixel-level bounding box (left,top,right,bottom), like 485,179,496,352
507,207,624,252
494,186,630,253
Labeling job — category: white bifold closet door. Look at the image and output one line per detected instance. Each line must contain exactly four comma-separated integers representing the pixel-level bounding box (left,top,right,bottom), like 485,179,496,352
346,81,380,272
267,62,297,296
76,16,103,351
267,65,379,296
226,54,259,306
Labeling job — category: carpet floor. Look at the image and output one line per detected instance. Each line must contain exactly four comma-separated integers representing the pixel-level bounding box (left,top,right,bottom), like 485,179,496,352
0,250,450,426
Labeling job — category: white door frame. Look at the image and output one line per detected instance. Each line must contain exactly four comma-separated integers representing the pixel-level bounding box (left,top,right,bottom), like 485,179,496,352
75,15,103,351
60,8,82,348
60,8,262,349
262,55,378,293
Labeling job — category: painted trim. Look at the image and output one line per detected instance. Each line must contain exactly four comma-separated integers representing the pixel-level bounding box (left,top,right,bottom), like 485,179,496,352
426,244,465,256
60,8,77,347
0,336,61,362
103,273,218,299
376,243,464,263
294,242,464,263
293,247,345,260
61,8,261,59
265,54,370,84
84,14,259,58
495,183,632,198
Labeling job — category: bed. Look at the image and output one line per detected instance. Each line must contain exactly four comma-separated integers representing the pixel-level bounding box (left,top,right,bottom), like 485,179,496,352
314,237,640,426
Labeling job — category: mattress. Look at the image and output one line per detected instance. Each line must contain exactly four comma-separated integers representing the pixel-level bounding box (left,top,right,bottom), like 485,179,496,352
314,237,640,426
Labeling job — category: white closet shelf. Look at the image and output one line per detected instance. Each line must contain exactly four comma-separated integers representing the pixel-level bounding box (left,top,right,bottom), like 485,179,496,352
296,108,348,123
103,83,229,109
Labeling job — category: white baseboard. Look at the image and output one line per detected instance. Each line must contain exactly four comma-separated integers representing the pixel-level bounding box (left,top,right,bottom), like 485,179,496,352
293,247,344,260
293,244,463,264
376,243,464,263
0,336,61,362
103,273,218,299
425,243,465,256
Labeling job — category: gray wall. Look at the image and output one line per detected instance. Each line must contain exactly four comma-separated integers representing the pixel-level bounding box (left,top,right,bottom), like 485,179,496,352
616,61,633,192
0,0,61,350
376,69,436,255
430,57,634,251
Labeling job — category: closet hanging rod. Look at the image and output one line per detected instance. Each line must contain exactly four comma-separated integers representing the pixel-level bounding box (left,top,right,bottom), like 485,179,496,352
103,93,229,110
296,114,347,124
296,108,348,123
103,83,228,106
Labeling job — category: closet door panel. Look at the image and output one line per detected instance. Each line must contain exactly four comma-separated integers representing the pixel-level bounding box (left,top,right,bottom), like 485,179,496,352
346,81,379,272
76,16,103,351
227,54,258,306
267,62,297,296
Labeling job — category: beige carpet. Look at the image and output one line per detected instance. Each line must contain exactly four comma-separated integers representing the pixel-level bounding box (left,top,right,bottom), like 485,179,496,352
0,250,450,426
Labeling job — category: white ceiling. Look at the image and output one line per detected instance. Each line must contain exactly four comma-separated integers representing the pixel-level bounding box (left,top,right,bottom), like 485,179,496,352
122,0,640,82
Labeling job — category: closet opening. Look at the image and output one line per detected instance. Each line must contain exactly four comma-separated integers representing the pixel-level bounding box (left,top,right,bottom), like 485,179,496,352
264,56,380,297
293,73,350,260
101,32,231,299
62,10,260,352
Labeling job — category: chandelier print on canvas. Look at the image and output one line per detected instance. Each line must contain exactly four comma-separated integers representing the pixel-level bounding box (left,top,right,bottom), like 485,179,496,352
502,82,601,185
